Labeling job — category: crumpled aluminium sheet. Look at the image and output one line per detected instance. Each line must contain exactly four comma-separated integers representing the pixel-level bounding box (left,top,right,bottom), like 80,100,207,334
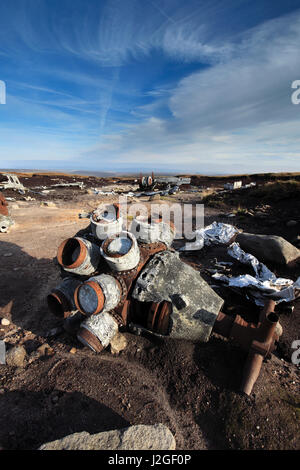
212,242,300,305
179,221,239,251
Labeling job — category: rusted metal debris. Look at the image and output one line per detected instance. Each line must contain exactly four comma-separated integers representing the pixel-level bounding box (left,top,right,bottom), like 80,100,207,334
0,192,14,233
0,173,26,191
139,172,191,190
47,203,283,395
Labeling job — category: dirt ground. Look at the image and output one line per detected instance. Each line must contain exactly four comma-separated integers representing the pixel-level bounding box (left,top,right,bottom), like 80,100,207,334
0,175,299,450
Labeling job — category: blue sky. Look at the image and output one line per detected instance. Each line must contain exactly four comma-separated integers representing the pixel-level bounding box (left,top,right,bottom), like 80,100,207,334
0,0,300,174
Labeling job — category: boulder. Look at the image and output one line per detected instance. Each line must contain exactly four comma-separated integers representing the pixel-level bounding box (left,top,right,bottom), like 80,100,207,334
5,345,27,367
39,424,176,450
236,232,300,265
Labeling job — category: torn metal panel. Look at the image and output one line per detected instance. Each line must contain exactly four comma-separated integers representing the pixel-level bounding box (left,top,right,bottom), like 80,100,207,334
179,221,239,251
212,242,300,305
132,250,224,342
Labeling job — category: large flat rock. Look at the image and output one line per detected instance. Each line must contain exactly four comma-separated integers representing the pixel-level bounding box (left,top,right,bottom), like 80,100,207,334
39,424,176,450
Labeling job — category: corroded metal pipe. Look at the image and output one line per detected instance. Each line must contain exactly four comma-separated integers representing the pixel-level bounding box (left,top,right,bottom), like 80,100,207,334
240,310,279,395
213,300,281,395
77,311,119,352
47,277,82,318
57,237,102,276
101,231,140,272
130,216,175,247
90,203,123,241
74,273,122,316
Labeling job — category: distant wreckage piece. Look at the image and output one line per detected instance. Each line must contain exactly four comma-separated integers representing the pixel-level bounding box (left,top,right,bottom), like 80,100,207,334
139,171,191,190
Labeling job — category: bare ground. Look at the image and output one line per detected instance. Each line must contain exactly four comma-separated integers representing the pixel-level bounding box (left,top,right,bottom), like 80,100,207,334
0,179,299,450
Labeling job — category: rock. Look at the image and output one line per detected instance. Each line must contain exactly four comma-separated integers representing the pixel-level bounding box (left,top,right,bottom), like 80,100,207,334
236,232,300,265
39,424,176,450
110,332,128,355
69,347,77,354
1,318,10,326
286,220,298,227
5,345,27,367
36,343,54,357
150,194,160,201
3,253,13,257
42,201,56,208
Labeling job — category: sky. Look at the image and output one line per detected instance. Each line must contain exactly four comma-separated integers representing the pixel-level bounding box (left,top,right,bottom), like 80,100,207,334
0,0,300,174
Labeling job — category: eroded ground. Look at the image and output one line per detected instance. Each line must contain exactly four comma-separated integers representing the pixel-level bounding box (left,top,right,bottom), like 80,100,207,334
0,177,299,450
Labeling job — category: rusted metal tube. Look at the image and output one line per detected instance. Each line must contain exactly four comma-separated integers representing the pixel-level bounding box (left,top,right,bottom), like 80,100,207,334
240,350,264,396
101,231,140,272
74,273,122,316
259,299,276,323
213,303,281,395
130,217,175,246
47,277,82,318
90,203,123,241
212,311,234,338
57,237,101,276
77,311,119,352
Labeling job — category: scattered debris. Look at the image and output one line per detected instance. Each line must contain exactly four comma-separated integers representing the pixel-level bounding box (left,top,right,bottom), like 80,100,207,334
46,207,285,394
212,242,300,306
180,221,239,251
0,173,26,191
224,181,242,190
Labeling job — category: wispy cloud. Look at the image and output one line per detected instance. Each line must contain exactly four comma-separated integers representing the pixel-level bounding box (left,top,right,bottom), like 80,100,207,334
0,0,300,172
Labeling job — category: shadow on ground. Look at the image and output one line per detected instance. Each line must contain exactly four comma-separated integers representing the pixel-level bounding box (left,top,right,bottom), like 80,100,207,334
0,389,129,449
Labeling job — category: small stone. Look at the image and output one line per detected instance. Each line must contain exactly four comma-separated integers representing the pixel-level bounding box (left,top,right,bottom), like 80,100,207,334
37,343,54,357
42,201,56,208
110,332,128,355
70,347,77,354
286,220,298,227
150,193,161,201
3,253,13,257
1,318,10,326
6,345,27,367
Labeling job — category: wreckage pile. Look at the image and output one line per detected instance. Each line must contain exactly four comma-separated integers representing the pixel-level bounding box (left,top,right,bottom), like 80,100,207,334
46,204,295,395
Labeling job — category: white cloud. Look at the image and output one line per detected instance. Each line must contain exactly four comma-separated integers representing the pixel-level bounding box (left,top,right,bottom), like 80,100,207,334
75,9,300,172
